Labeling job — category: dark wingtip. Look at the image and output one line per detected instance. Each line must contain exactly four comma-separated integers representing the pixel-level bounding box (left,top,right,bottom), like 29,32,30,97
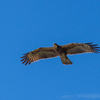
85,42,93,45
20,52,31,65
86,42,100,54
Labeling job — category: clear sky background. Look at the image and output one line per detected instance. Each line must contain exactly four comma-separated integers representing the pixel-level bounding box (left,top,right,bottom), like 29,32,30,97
0,0,100,100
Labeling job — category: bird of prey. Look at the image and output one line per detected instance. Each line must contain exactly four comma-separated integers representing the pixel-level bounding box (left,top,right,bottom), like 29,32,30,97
21,42,100,65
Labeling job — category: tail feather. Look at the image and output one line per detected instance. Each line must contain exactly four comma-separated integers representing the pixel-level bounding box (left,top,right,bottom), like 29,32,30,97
60,53,73,65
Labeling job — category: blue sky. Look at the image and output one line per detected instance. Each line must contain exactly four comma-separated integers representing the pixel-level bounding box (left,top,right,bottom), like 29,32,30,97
0,0,100,100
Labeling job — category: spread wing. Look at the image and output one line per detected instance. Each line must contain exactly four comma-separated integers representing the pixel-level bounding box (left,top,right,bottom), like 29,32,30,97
20,47,58,65
62,42,100,55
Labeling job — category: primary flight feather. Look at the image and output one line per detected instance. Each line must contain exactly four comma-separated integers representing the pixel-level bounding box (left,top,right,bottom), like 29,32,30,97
21,42,100,65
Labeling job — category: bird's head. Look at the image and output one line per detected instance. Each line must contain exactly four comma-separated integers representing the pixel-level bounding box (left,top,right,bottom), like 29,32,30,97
53,43,60,49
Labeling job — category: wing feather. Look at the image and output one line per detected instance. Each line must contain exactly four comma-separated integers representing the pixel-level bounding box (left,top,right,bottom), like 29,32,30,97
20,47,58,65
62,42,100,55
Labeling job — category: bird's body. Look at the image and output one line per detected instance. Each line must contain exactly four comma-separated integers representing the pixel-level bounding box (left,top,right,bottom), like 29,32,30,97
21,42,100,65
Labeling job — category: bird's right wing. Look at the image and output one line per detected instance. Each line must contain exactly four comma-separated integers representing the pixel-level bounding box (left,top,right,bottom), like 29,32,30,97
21,47,58,65
62,42,100,55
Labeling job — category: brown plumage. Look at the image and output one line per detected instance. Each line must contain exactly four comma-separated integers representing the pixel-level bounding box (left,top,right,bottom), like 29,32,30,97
21,42,100,65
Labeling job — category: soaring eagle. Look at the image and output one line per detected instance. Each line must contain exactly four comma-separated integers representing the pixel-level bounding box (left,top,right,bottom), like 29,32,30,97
21,42,100,65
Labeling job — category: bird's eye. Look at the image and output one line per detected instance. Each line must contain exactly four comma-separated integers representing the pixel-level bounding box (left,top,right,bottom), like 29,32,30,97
31,52,34,54
82,44,84,46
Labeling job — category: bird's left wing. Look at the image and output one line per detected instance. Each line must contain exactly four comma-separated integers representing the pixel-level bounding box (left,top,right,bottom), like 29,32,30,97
62,42,100,55
21,47,58,65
